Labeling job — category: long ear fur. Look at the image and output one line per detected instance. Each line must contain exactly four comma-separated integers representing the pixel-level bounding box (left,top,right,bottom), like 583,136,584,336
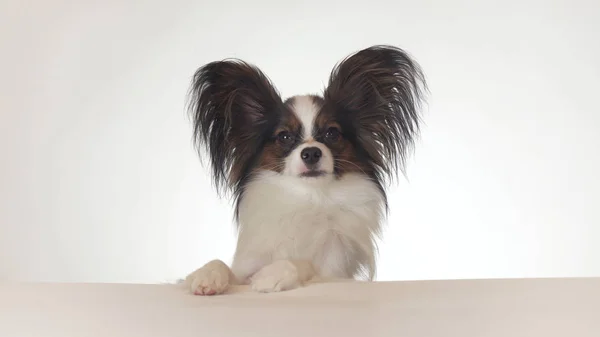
187,59,283,196
323,45,427,183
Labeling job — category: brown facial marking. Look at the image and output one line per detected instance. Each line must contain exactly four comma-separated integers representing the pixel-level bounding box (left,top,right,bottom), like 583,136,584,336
333,139,370,176
313,98,370,177
308,94,325,107
256,142,284,172
254,101,303,173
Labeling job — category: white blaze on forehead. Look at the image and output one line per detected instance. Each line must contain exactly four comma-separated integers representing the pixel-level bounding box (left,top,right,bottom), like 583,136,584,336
290,95,319,139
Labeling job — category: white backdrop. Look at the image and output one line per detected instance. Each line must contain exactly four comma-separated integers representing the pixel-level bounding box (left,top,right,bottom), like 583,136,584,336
1,0,599,283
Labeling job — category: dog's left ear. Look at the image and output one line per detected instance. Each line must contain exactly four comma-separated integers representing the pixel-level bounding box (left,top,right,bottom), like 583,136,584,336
323,45,427,180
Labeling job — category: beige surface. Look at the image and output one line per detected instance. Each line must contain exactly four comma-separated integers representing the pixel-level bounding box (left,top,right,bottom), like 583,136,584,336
1,278,599,337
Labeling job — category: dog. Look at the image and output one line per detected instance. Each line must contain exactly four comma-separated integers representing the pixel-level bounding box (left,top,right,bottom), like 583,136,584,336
184,45,426,295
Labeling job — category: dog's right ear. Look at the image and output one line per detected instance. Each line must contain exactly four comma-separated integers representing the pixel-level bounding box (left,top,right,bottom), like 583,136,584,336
187,59,283,195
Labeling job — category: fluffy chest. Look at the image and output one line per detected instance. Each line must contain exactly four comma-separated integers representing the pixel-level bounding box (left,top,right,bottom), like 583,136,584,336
235,172,385,278
240,198,351,257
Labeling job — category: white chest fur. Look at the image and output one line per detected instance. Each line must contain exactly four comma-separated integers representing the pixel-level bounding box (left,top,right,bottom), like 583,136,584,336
231,171,385,282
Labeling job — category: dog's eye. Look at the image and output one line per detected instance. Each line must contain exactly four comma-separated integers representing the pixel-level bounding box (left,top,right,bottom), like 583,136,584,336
324,127,340,143
277,131,295,146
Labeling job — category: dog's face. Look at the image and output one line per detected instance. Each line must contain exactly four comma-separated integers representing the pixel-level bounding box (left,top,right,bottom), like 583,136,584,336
255,95,366,180
188,45,426,197
257,95,333,178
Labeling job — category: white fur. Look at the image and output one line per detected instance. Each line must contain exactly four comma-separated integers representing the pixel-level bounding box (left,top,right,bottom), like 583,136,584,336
186,171,385,295
185,95,385,295
233,171,384,280
291,95,318,138
185,259,232,295
250,260,314,292
283,95,333,176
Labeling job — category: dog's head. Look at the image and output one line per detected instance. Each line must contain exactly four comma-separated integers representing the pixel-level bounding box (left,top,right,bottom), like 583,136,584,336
187,45,427,198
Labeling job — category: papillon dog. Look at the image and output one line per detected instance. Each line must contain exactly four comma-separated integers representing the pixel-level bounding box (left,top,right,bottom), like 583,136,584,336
184,45,426,295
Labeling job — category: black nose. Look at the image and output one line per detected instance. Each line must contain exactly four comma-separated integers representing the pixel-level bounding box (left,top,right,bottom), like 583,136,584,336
300,147,322,165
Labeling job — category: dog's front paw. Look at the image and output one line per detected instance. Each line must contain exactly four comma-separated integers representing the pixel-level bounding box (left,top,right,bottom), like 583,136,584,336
185,259,230,296
251,260,300,293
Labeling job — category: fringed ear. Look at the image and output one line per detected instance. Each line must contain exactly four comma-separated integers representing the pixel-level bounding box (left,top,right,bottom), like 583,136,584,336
187,59,283,195
323,45,427,182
